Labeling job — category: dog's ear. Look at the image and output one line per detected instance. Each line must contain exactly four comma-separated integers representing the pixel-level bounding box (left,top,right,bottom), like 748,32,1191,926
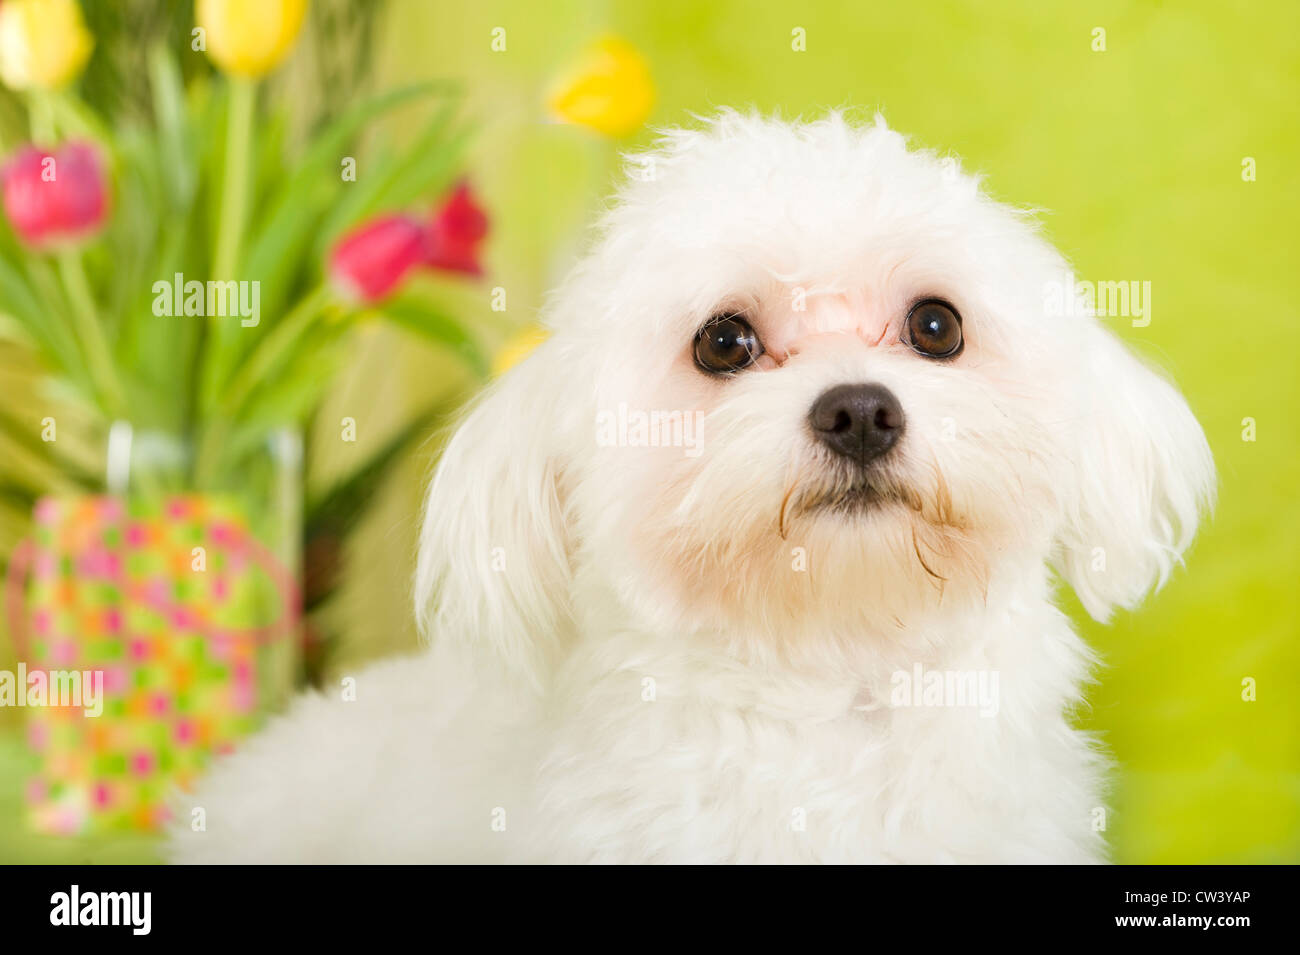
414,340,573,685
1053,325,1215,622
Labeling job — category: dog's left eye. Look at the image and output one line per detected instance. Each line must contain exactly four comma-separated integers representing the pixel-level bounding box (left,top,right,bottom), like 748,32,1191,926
694,314,764,375
903,299,963,359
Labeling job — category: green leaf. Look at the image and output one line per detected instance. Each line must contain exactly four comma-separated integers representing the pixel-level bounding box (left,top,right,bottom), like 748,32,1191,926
0,256,52,351
0,480,39,522
147,44,196,210
47,89,112,145
376,296,488,377
203,84,456,414
245,83,453,299
368,121,475,220
312,99,463,259
0,402,100,489
306,397,450,533
235,325,349,433
0,255,92,400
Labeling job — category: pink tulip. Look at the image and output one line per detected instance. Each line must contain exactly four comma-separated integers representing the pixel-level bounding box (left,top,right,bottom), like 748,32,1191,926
328,214,430,303
327,182,490,304
423,181,488,276
1,141,108,249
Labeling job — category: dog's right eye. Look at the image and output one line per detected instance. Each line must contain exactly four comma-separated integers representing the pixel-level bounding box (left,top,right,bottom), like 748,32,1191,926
694,314,764,375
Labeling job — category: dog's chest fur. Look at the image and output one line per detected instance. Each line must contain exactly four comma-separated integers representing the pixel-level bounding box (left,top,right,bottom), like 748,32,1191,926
517,590,1106,863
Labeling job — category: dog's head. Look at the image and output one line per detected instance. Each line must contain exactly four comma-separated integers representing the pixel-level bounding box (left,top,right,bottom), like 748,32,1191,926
416,111,1214,681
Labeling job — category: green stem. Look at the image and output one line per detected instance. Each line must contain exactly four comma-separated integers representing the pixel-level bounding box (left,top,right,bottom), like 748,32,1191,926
192,285,330,488
28,90,55,145
24,256,92,385
56,249,126,419
213,78,256,280
226,285,330,414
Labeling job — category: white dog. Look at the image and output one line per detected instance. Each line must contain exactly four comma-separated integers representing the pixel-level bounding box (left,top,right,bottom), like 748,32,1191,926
170,111,1214,863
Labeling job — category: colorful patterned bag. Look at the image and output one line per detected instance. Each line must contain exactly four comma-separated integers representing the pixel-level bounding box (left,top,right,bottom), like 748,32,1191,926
5,495,297,834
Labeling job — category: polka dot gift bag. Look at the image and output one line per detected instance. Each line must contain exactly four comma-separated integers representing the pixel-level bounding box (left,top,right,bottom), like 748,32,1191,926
7,495,299,835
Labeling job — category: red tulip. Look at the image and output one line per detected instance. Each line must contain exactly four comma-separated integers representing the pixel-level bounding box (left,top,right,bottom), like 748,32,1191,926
1,141,108,249
423,181,488,276
328,214,429,303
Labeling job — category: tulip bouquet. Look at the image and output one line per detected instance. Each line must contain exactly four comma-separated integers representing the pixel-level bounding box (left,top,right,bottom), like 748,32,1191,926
0,0,495,836
0,0,662,843
0,1,489,693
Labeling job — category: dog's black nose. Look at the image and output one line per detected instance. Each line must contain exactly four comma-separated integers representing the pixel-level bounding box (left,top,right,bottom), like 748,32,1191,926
808,383,904,464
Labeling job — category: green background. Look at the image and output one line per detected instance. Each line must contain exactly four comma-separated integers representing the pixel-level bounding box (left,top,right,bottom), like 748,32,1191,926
399,0,1299,863
2,0,1296,863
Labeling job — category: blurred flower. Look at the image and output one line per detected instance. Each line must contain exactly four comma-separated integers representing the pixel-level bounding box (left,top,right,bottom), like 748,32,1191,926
0,0,94,91
196,0,308,78
493,324,549,377
547,36,654,137
423,181,488,276
1,141,108,249
329,184,489,304
328,215,429,304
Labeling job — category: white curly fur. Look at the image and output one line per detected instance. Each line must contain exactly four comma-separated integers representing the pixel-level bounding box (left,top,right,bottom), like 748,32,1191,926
169,111,1214,863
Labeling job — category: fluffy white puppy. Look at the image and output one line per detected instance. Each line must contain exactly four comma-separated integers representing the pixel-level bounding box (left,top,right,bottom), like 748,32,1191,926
170,111,1214,864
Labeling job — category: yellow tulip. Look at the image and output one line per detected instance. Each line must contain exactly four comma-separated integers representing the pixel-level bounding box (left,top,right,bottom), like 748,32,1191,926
196,0,308,78
0,0,93,91
493,324,549,377
547,35,654,137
